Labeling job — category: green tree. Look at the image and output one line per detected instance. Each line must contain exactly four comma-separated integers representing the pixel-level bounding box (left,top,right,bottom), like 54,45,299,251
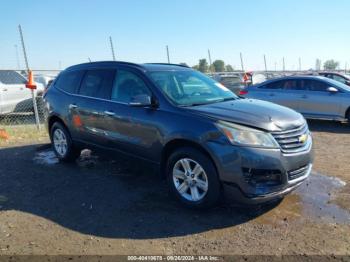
198,59,209,73
225,64,234,72
192,65,199,70
323,60,339,70
212,60,225,72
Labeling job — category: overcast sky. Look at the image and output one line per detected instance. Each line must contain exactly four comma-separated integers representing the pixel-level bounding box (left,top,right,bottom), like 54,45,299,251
1,0,349,70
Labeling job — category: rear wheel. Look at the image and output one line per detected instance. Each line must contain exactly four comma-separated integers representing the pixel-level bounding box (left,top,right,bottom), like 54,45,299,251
50,122,80,162
166,147,221,209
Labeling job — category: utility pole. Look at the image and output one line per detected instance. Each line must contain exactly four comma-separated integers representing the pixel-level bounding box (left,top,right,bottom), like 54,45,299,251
298,57,301,71
88,57,92,62
109,36,116,61
345,62,347,73
240,52,244,71
274,62,277,72
263,54,267,72
18,24,40,130
208,49,213,72
283,57,286,72
166,45,170,63
14,44,20,70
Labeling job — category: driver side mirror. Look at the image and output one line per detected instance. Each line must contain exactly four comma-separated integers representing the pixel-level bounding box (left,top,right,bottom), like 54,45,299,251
129,94,152,107
327,87,338,93
345,80,350,86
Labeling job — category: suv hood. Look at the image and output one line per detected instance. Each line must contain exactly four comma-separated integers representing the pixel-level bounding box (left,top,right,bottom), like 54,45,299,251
188,98,305,132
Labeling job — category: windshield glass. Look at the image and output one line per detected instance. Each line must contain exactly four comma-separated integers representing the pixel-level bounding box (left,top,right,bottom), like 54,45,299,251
148,70,237,106
324,77,350,91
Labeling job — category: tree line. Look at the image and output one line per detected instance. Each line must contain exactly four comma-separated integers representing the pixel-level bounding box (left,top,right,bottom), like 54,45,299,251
181,59,342,72
186,59,234,73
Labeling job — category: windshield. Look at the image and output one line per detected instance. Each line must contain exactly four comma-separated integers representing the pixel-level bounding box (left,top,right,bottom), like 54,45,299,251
148,70,237,106
324,77,350,91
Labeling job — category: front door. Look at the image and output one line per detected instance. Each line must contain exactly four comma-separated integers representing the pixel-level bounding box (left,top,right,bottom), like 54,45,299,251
103,68,161,162
298,79,341,118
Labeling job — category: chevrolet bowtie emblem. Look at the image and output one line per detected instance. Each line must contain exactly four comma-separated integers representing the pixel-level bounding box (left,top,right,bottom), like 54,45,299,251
298,134,308,143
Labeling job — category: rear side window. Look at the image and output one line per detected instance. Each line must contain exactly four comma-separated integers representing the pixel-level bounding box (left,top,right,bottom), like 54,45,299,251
281,80,299,90
79,69,115,99
260,81,283,89
56,70,84,94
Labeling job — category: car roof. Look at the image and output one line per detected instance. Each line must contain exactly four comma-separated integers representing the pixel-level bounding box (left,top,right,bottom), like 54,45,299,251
65,61,191,72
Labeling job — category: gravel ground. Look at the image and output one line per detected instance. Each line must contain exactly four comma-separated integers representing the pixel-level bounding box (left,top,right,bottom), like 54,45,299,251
0,120,349,257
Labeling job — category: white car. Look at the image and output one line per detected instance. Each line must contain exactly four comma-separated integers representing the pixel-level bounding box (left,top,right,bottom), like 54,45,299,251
0,70,44,115
34,74,56,89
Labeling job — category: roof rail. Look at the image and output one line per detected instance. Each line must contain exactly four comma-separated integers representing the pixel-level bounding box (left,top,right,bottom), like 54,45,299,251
144,63,190,68
66,61,144,70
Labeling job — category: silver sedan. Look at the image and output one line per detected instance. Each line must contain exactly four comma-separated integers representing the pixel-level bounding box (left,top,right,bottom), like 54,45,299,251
241,76,350,122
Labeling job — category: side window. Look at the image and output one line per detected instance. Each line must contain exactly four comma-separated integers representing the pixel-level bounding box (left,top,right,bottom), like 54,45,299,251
261,81,283,89
306,80,329,92
281,80,298,90
55,70,84,94
111,70,151,103
79,69,115,99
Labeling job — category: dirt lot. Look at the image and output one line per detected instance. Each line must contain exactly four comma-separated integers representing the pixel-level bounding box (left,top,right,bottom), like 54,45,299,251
0,120,349,257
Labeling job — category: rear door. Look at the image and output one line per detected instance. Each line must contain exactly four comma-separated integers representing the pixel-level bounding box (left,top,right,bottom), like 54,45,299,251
298,79,341,118
73,69,116,147
250,79,301,111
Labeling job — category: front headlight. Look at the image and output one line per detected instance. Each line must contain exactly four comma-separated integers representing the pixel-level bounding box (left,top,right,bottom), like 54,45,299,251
215,121,279,148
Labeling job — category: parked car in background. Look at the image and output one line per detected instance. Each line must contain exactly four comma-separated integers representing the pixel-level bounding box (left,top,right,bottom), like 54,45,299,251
212,73,245,94
241,75,350,122
318,72,350,86
44,61,313,209
34,74,56,90
0,70,44,115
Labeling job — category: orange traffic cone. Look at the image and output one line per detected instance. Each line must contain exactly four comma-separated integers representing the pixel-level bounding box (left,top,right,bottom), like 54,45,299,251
26,70,37,90
0,129,9,140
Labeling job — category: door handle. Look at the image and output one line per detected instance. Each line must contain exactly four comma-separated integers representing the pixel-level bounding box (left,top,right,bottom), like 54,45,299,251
301,95,308,99
69,104,78,109
104,110,115,116
2,88,7,92
269,93,275,96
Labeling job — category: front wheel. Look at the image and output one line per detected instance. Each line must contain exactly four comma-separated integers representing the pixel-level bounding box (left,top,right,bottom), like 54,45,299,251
50,122,80,162
166,147,221,209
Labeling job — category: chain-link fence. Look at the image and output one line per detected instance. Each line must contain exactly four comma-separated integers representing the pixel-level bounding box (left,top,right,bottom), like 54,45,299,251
0,70,60,145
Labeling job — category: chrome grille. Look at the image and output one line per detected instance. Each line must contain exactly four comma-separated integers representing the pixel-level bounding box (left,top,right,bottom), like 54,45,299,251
288,165,310,181
271,124,311,153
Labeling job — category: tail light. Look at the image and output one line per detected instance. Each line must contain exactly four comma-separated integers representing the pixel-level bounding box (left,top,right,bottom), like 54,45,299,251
239,89,248,95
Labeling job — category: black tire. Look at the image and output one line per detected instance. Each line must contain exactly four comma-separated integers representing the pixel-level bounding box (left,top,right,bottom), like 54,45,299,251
166,147,221,209
50,122,80,162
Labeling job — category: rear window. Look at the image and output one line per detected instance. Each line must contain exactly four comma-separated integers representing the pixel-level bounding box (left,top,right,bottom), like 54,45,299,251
79,69,115,99
0,70,26,84
55,70,84,94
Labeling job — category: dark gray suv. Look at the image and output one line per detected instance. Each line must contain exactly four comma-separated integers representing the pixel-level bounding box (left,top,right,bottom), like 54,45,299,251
44,61,313,208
